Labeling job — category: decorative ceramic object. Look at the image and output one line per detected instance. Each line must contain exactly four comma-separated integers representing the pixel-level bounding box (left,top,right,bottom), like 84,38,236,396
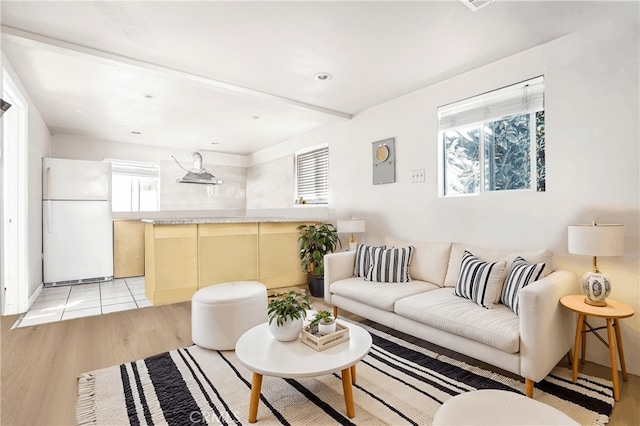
581,272,611,307
318,320,336,335
269,316,304,342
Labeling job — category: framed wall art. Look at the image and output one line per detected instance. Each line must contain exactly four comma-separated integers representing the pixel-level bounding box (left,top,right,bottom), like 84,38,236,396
372,137,396,184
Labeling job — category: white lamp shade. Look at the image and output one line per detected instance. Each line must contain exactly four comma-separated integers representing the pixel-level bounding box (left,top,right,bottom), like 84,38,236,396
337,219,365,234
568,224,624,257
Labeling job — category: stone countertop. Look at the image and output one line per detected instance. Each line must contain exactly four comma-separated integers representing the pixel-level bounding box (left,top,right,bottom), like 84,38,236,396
141,217,323,225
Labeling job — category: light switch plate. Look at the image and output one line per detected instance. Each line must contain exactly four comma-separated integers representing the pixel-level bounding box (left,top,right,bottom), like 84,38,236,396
411,169,425,183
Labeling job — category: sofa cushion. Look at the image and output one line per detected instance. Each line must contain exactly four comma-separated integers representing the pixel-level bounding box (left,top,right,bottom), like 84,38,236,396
366,246,414,283
501,256,547,315
454,251,506,309
385,238,451,287
443,243,552,303
354,244,386,278
329,277,439,312
394,287,520,353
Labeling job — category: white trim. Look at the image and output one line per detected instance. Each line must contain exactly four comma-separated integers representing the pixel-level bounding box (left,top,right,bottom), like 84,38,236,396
1,67,29,315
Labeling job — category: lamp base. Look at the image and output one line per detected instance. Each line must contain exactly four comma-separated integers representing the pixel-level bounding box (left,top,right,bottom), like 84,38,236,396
581,271,611,308
584,297,608,307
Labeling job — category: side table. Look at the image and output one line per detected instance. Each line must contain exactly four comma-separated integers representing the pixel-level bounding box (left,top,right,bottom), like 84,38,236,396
559,295,634,401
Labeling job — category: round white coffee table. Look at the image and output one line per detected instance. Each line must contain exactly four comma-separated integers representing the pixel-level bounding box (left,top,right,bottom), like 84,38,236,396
235,321,372,423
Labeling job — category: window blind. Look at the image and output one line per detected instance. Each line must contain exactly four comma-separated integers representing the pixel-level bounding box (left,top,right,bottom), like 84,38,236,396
295,146,328,204
105,159,159,177
438,76,544,131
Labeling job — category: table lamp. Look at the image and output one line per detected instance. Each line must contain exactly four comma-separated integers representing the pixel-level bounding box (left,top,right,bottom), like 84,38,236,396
337,218,365,251
568,222,624,307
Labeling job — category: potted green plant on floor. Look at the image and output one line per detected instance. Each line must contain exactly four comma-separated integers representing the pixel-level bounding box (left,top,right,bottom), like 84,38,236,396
267,290,312,341
309,310,336,335
297,223,341,298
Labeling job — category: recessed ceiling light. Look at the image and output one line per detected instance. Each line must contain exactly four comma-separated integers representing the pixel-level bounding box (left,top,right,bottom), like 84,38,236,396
252,116,260,120
315,72,333,81
143,94,156,99
131,131,142,135
211,142,219,145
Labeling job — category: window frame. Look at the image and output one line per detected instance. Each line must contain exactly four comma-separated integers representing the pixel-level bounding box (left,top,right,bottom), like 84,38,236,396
437,76,545,198
106,159,160,212
294,145,329,205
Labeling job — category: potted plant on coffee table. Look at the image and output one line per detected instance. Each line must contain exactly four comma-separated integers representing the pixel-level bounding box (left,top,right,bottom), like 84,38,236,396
297,223,341,298
309,310,337,335
267,290,312,342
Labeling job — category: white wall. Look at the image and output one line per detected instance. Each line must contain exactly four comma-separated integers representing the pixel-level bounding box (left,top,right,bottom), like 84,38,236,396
2,56,51,301
247,17,640,374
51,136,248,212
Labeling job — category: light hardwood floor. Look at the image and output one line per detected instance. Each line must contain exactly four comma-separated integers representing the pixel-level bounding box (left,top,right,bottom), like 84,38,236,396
1,297,638,425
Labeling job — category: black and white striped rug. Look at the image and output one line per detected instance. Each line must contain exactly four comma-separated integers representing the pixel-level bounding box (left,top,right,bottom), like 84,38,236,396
77,324,613,425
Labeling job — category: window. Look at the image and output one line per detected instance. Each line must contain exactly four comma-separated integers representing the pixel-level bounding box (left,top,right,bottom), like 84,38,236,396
107,159,160,212
438,76,545,197
295,145,328,205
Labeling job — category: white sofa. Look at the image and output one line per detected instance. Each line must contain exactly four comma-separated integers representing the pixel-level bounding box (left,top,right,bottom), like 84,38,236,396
323,238,578,397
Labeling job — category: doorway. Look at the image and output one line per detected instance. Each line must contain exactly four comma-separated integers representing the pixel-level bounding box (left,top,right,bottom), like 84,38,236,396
1,67,29,315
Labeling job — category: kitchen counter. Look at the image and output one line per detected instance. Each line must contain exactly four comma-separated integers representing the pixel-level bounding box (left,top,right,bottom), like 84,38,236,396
144,219,317,306
141,217,324,225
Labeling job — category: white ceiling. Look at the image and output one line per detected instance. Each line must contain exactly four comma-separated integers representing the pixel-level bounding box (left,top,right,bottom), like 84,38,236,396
0,1,632,155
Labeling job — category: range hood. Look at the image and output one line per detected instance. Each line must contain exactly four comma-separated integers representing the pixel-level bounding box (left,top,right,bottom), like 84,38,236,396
172,152,223,185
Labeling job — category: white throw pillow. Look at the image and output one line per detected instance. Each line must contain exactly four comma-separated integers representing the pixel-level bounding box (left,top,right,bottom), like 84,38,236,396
501,256,546,315
353,244,386,278
365,246,414,283
454,250,507,309
385,237,451,286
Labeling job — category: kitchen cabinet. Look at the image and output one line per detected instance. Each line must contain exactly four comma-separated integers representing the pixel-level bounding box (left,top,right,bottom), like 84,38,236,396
258,222,308,289
113,220,145,278
198,223,259,288
145,224,198,305
144,219,314,305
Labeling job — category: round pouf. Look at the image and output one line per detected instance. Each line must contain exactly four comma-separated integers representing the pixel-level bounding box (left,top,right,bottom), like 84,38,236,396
433,390,579,425
192,281,267,350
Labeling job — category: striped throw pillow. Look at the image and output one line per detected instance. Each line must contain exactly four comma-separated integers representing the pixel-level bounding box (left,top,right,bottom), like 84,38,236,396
353,244,386,277
365,246,414,283
500,256,546,315
454,250,507,309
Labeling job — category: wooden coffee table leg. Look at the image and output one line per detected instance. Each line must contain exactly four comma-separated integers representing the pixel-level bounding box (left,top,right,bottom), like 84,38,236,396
572,314,585,382
341,367,355,418
350,364,356,384
249,372,263,423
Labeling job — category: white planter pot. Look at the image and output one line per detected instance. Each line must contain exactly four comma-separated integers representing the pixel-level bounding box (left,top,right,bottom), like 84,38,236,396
318,320,336,335
269,316,304,342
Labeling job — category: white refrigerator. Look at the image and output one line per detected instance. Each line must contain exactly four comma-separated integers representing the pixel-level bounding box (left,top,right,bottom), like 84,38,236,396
43,158,114,286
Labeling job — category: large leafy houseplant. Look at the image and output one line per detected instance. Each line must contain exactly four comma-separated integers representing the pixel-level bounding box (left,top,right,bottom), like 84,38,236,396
297,223,341,276
297,223,341,298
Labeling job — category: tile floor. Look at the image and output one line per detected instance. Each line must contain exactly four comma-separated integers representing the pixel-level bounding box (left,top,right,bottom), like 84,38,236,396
12,277,152,328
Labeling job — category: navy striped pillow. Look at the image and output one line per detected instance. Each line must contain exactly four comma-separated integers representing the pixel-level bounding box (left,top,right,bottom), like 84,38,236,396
353,244,386,278
365,246,414,283
500,256,546,315
454,250,506,309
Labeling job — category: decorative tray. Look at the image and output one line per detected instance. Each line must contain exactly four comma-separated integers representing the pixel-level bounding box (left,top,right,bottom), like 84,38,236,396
300,322,350,351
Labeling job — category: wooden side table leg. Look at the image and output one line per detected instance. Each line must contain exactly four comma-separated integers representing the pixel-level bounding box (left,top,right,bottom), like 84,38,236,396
341,367,355,418
351,364,356,384
249,372,263,423
580,321,587,364
613,319,628,381
606,320,620,402
572,314,585,383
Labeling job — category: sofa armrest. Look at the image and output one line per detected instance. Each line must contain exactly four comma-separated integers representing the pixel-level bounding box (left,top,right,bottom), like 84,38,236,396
519,270,579,382
323,251,356,304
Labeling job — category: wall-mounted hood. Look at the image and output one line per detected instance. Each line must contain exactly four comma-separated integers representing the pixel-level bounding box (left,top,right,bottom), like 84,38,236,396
171,152,223,185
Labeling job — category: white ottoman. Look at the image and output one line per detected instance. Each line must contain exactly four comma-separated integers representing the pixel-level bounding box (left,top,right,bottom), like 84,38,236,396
192,281,267,350
433,389,579,425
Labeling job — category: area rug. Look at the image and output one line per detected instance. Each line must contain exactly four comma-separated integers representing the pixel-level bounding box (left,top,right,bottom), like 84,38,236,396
77,323,614,425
